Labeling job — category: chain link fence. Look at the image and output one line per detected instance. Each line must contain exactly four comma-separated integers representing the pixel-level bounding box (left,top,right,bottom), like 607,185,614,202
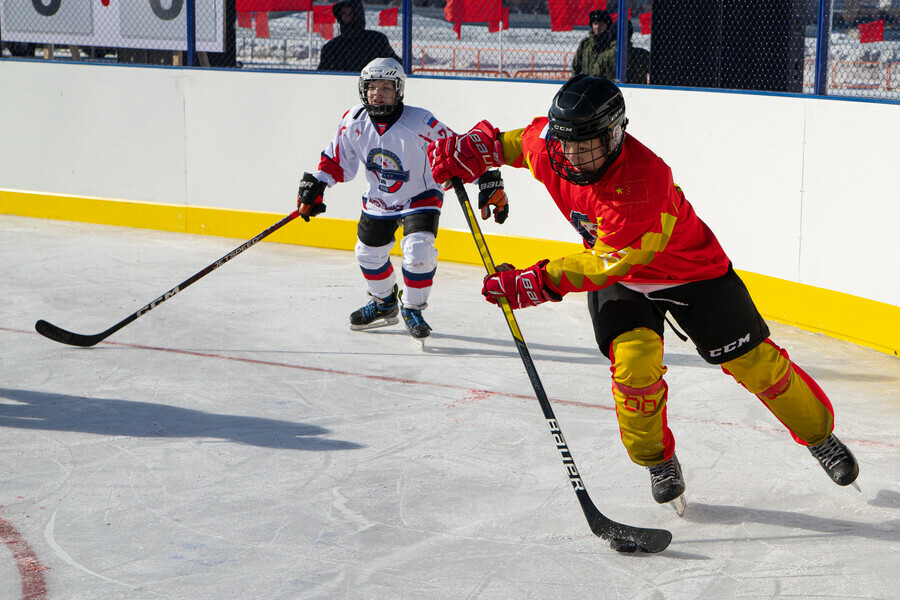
3,0,899,99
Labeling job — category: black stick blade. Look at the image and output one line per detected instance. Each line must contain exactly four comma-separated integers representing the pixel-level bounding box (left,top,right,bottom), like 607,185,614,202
586,504,672,553
35,320,106,347
598,522,672,554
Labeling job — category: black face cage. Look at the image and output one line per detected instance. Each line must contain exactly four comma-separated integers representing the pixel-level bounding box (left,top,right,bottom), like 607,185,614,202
545,124,624,186
359,79,401,117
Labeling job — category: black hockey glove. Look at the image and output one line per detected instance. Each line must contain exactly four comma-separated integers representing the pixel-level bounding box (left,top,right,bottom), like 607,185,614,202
476,169,508,224
297,173,327,222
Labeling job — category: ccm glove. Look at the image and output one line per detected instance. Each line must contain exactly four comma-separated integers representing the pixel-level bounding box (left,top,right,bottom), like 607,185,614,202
476,170,509,224
297,173,327,222
481,260,564,310
428,120,504,184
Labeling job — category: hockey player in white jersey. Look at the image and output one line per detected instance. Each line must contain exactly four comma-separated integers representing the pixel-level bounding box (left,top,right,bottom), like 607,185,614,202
297,58,509,341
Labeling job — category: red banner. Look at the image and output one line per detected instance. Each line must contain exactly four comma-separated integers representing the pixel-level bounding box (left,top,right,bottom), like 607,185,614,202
379,7,398,27
313,5,335,40
859,19,884,44
255,11,269,38
236,0,311,12
444,0,501,25
548,0,603,32
488,6,509,33
639,11,651,35
313,5,335,23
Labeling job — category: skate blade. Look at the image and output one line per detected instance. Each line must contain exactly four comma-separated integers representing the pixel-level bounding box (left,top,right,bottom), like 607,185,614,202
402,321,430,351
405,328,429,351
670,494,687,517
349,316,399,331
851,481,861,492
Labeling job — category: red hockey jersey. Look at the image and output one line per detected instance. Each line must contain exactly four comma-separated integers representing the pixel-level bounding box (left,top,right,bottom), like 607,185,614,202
500,117,730,295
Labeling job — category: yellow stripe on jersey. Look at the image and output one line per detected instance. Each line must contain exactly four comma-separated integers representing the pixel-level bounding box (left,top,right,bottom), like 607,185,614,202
499,129,527,170
544,245,655,291
543,205,677,293
591,239,618,253
642,231,669,252
658,210,678,241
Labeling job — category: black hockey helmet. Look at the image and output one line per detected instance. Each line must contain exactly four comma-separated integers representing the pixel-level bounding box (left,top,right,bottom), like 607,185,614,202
546,75,628,185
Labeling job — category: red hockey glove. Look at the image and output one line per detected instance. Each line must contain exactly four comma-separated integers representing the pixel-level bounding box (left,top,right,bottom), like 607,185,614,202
428,120,504,184
297,173,327,222
476,169,509,224
482,260,564,310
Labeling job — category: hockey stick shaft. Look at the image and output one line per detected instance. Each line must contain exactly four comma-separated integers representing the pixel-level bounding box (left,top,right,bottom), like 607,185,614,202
449,177,671,552
35,210,302,347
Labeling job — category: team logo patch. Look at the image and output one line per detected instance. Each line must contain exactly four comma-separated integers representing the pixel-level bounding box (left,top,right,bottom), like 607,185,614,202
569,210,598,246
365,148,410,193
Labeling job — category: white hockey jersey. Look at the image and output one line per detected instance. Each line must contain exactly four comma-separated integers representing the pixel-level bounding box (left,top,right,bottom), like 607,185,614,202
314,104,453,219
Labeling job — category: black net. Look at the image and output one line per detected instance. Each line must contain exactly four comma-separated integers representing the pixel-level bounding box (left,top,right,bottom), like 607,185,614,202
2,0,898,99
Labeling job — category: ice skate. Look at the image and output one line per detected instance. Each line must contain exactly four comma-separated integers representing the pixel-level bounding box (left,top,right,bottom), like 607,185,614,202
349,285,399,331
400,305,431,349
808,433,860,490
670,494,687,517
649,454,686,516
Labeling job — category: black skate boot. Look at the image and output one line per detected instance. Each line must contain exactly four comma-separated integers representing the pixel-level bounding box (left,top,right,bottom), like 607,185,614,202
401,306,431,340
349,285,399,330
808,433,859,487
648,454,686,505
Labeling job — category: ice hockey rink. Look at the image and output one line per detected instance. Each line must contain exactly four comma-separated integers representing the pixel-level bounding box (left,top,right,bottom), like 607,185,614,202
1,214,898,600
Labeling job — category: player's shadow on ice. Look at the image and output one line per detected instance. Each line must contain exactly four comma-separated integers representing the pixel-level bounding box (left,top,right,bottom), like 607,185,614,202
681,502,900,544
0,387,362,451
869,489,900,509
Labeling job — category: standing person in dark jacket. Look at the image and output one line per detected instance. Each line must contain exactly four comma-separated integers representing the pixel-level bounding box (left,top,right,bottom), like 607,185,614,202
318,0,401,73
571,9,615,78
615,20,651,85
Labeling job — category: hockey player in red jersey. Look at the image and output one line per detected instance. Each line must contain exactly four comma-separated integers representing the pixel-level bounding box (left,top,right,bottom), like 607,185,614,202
427,75,858,507
297,58,508,342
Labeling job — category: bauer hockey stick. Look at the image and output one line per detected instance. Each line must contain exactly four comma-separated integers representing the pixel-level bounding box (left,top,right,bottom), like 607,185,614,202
450,177,672,553
35,210,302,347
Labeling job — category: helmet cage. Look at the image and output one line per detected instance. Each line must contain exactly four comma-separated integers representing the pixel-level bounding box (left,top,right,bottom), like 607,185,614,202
545,76,627,185
359,59,406,117
359,78,404,117
546,122,625,186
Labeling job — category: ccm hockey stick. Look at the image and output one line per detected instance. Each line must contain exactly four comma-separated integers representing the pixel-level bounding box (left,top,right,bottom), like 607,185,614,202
35,210,302,347
450,177,671,553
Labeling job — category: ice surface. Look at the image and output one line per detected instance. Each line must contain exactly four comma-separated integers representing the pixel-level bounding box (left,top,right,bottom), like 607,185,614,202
1,215,898,599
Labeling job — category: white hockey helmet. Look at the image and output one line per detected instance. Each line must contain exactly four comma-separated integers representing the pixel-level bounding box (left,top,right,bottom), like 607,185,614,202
358,57,406,117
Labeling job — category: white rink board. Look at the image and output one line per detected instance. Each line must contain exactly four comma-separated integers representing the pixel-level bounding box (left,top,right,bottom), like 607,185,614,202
0,60,898,306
